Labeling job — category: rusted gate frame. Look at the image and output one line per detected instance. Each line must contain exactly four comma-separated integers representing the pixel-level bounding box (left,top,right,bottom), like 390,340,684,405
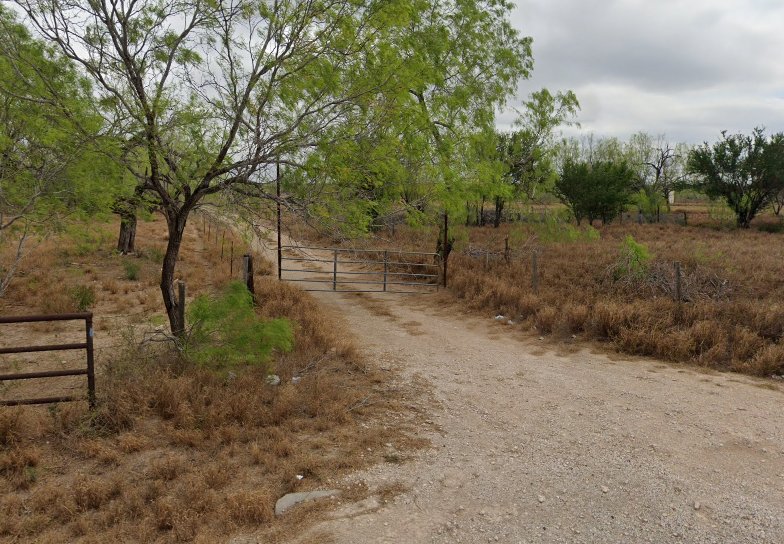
280,245,440,294
0,313,96,409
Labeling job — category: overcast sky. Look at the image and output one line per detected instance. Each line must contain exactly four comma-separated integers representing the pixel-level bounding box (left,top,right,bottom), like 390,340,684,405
499,0,784,143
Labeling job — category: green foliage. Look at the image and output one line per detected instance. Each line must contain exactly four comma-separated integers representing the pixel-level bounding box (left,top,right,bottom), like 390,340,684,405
292,0,534,233
555,159,636,225
448,224,471,253
521,216,600,244
692,243,726,267
122,260,140,281
70,285,96,311
143,247,165,265
632,189,667,219
65,223,111,257
687,129,784,228
0,6,124,222
614,236,651,280
186,282,293,371
496,89,581,203
707,200,735,227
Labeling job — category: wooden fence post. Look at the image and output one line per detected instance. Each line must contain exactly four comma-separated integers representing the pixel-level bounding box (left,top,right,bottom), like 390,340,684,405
504,236,510,264
243,255,255,295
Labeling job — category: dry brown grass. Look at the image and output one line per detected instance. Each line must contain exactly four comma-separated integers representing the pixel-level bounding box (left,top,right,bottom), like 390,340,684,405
297,214,784,379
455,222,784,377
0,214,420,543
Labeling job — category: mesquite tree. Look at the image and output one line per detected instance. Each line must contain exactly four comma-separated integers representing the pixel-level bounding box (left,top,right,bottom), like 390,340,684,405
494,89,580,227
14,0,415,334
0,6,106,296
688,129,784,228
13,0,532,334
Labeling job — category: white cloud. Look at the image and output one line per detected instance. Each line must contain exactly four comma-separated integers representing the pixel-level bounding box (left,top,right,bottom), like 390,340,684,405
503,0,784,142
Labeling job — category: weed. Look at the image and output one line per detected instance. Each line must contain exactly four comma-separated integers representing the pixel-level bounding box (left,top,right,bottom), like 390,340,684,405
122,259,140,281
186,281,294,371
65,223,111,257
71,284,96,311
614,235,651,280
144,246,165,264
532,217,601,244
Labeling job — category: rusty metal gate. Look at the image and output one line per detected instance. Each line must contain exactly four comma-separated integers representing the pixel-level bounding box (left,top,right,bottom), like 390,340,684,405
0,313,96,408
280,246,441,294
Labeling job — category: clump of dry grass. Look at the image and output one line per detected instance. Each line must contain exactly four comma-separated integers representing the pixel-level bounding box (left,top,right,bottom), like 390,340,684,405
0,214,420,543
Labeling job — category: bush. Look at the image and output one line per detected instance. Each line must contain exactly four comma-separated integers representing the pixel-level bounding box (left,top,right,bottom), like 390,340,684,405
632,189,667,220
186,281,293,371
555,159,636,225
70,285,96,311
144,247,165,264
614,235,651,280
122,260,140,281
531,220,600,244
65,223,111,257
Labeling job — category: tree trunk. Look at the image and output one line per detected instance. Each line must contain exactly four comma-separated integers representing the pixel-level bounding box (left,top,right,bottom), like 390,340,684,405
112,195,139,254
160,212,188,336
117,213,137,254
478,196,485,226
494,197,504,228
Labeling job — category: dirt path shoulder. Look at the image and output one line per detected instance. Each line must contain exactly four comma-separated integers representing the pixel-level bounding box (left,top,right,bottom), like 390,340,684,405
255,241,784,544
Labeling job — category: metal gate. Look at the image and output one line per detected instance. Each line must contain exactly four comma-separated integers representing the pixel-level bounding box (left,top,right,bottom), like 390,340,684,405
280,246,440,294
0,313,96,408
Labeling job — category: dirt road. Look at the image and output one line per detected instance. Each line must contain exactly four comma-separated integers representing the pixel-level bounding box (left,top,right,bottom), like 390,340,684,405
259,243,784,544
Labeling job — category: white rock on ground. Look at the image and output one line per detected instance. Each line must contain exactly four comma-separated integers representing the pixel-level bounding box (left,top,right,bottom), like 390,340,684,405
275,490,342,517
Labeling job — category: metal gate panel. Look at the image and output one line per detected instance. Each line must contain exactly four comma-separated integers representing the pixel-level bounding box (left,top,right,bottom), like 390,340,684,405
280,246,440,294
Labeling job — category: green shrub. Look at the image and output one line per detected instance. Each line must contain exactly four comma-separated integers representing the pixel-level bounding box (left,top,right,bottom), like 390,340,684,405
65,223,111,257
511,217,600,245
71,285,96,311
122,260,140,281
632,189,667,220
186,281,293,371
144,247,165,264
614,235,651,280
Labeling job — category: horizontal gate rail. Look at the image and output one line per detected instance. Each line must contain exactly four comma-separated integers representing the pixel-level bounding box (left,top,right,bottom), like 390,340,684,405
284,278,438,287
280,245,440,294
0,312,96,409
289,246,433,256
281,256,436,268
279,268,438,279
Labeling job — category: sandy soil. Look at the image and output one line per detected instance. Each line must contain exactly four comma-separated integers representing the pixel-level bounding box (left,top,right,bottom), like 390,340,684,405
255,241,784,543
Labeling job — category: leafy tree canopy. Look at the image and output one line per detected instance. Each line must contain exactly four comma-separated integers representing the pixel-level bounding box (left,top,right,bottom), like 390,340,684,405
554,158,636,225
687,128,784,228
11,0,533,333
